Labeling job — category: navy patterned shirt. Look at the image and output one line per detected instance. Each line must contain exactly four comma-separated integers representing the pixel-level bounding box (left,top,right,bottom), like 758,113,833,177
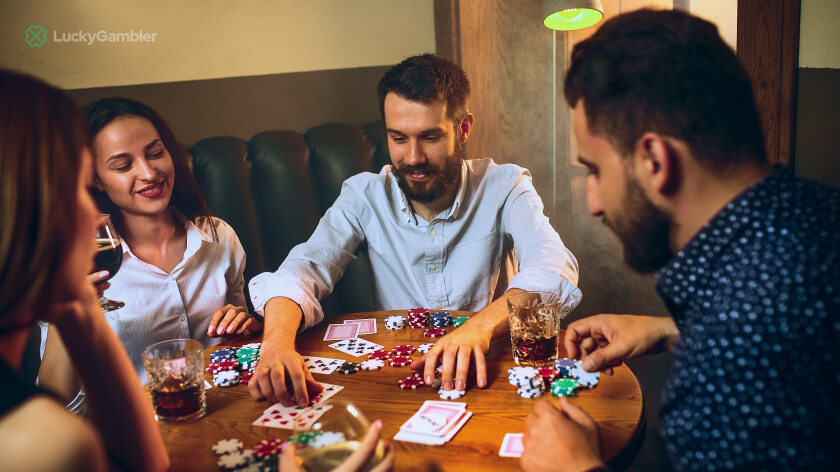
656,166,839,471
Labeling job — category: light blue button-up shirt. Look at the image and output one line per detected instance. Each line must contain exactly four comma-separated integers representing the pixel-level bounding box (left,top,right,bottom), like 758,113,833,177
249,158,579,330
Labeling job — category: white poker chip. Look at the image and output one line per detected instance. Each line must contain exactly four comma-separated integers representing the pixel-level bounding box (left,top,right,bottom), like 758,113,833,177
215,370,239,381
509,374,542,389
309,431,346,449
517,386,545,398
212,438,243,455
571,366,600,388
241,343,261,349
508,366,540,378
438,388,466,400
417,343,435,354
360,359,385,371
217,450,250,469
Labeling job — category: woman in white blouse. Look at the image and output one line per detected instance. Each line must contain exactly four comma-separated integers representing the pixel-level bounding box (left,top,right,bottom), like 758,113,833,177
69,97,257,383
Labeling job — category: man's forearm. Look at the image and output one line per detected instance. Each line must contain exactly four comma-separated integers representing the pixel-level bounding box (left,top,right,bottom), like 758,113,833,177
471,288,524,338
262,297,305,350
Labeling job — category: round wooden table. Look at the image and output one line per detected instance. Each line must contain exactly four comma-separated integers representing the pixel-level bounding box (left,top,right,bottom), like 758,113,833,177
157,311,645,471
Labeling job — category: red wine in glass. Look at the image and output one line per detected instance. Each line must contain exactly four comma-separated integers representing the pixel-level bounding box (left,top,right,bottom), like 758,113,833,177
94,215,125,311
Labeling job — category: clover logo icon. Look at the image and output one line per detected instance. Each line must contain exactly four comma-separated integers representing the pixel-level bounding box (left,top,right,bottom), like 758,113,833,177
25,25,47,48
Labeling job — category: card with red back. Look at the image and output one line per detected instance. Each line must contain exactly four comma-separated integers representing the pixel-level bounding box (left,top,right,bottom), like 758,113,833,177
400,401,466,436
499,433,524,457
323,323,359,341
343,318,377,335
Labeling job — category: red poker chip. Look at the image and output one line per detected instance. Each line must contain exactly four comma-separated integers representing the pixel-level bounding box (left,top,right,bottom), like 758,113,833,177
206,359,240,374
408,308,429,315
423,327,446,338
239,372,254,385
538,366,559,383
388,355,413,367
398,375,424,390
253,438,284,457
368,349,391,360
391,344,416,355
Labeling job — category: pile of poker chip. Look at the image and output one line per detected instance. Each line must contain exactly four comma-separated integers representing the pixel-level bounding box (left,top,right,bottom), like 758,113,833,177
508,366,545,398
407,308,430,328
506,357,601,399
384,315,406,330
211,438,263,471
206,343,261,388
429,311,452,327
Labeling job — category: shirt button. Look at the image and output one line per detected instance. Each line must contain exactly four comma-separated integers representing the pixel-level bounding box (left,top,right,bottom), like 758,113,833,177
436,303,442,309
430,229,437,236
430,264,437,271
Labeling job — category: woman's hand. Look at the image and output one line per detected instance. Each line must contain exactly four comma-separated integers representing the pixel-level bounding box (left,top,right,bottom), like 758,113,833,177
279,420,395,471
207,304,259,337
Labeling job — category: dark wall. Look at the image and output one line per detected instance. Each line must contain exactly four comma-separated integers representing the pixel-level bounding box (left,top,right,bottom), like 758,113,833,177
794,67,840,189
65,65,391,146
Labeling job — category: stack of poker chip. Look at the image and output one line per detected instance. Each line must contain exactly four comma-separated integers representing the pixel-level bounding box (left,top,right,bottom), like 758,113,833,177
288,431,326,449
550,378,579,397
508,366,545,398
423,327,446,338
337,362,361,375
236,347,260,371
253,438,284,465
211,438,256,470
430,311,452,327
538,366,559,385
407,308,430,328
570,364,600,389
451,316,470,327
384,315,406,330
206,343,263,387
554,358,577,377
307,431,345,449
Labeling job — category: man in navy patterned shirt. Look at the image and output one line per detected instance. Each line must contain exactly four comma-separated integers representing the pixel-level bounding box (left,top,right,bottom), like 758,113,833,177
520,9,839,472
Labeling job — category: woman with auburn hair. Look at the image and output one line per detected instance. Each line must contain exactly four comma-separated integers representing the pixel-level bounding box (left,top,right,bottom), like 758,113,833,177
0,69,169,471
78,97,258,382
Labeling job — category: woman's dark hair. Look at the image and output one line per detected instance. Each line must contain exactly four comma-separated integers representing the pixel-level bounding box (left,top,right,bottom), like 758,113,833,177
0,69,88,330
564,9,766,170
83,97,216,239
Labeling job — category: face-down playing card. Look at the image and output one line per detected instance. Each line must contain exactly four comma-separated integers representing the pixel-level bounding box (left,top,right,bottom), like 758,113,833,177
323,323,359,341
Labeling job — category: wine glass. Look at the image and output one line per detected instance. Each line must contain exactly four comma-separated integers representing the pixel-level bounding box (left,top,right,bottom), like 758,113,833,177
291,400,384,472
94,214,125,311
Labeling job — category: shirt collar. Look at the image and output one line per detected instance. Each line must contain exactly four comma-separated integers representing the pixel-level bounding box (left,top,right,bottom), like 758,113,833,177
120,210,212,263
392,161,469,226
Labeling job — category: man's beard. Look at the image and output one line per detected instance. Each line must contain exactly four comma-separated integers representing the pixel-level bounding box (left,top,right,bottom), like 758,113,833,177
603,173,675,273
394,143,464,203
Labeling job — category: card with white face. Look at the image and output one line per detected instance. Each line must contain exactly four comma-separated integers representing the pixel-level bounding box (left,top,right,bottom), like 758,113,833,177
499,433,524,457
253,383,344,429
328,338,383,357
302,356,346,374
343,318,377,335
323,323,359,341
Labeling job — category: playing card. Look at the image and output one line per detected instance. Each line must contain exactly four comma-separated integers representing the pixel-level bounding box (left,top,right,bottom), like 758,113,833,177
394,411,472,445
401,402,466,436
323,323,359,341
204,379,212,390
254,383,344,429
343,318,377,335
302,356,346,374
499,433,524,457
328,338,383,357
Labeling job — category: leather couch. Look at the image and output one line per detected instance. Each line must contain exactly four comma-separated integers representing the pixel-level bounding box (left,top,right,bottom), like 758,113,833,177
189,121,391,317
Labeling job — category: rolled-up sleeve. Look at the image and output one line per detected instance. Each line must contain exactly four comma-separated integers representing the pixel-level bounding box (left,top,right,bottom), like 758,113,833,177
502,173,580,295
248,183,366,330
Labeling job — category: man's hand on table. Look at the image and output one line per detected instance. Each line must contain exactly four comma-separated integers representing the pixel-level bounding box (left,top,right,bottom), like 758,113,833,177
564,314,680,375
248,343,323,407
249,297,323,407
521,398,606,472
412,289,521,391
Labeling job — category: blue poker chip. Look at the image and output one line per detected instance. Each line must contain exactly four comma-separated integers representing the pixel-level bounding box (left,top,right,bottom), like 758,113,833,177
211,348,237,363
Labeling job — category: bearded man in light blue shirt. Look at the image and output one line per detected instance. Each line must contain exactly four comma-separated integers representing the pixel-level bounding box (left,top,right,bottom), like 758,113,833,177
248,54,580,406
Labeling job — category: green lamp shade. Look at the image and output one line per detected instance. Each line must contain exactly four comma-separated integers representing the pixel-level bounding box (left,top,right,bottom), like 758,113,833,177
543,0,604,31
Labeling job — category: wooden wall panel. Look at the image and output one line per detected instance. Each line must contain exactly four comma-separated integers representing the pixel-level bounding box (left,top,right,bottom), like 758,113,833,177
737,0,800,164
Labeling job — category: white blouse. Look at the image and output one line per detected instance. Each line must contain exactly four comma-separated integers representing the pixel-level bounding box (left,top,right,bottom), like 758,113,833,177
104,215,246,383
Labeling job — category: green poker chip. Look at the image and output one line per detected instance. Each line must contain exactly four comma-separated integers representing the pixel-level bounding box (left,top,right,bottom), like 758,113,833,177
452,316,469,327
550,378,578,397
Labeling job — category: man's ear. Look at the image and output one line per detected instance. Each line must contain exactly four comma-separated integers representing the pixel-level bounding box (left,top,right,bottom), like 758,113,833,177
458,113,475,144
635,132,679,196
